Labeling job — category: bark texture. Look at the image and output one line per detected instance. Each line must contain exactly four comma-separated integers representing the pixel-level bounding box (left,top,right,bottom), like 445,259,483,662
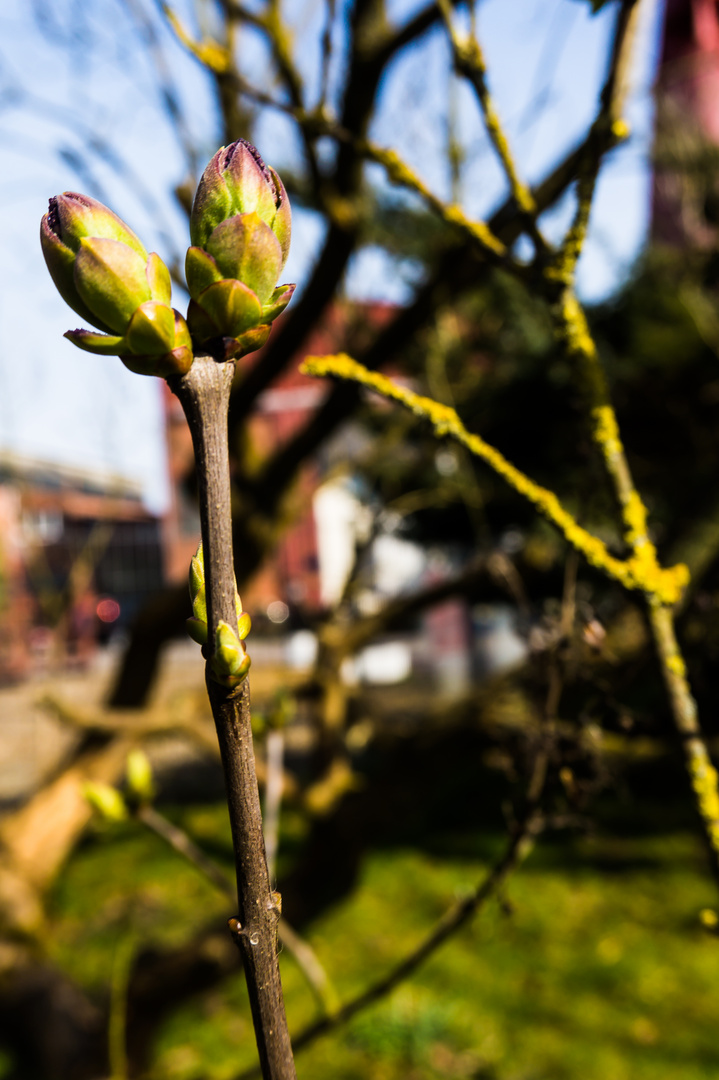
169,356,296,1080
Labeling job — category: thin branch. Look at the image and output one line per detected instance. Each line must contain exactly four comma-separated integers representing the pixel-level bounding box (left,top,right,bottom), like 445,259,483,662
436,0,547,252
318,0,336,110
550,0,640,283
40,694,221,757
373,0,452,69
16,85,184,263
245,104,641,501
235,809,544,1076
109,926,136,1080
356,137,509,262
137,804,338,1015
262,0,323,188
124,0,199,175
227,0,450,427
540,0,719,887
301,354,688,604
319,553,489,666
168,356,296,1080
138,804,235,895
263,729,285,885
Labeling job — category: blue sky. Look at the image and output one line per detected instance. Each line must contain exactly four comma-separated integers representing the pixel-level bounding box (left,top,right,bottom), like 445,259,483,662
0,0,665,514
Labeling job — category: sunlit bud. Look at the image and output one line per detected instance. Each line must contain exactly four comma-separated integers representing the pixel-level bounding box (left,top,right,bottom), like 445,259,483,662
125,749,155,804
83,781,128,822
186,542,208,643
189,543,205,597
190,140,291,267
41,193,193,376
185,543,249,662
189,543,207,621
700,908,719,931
186,617,208,645
186,141,294,358
41,192,147,331
211,620,251,687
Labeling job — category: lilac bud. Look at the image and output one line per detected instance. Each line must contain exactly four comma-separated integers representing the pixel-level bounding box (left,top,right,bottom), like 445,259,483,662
42,191,193,376
190,140,291,267
185,142,294,358
41,193,148,332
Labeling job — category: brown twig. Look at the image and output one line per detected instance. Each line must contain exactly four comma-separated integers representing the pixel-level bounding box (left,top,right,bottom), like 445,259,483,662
234,809,544,1077
137,804,338,1015
263,729,285,885
548,0,640,284
436,0,547,255
168,356,296,1080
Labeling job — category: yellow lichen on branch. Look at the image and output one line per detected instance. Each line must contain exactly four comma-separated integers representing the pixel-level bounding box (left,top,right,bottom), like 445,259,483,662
300,354,689,606
688,748,719,852
359,142,507,260
161,5,232,73
553,292,669,581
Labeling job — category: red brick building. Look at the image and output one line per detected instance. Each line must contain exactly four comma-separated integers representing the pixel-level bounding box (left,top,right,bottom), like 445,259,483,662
0,453,162,681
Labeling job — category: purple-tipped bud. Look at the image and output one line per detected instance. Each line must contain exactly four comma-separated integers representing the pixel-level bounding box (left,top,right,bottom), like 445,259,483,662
190,140,290,262
41,190,192,376
185,142,294,357
41,193,149,333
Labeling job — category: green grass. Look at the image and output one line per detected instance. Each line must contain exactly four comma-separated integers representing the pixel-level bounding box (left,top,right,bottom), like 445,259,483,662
44,808,719,1080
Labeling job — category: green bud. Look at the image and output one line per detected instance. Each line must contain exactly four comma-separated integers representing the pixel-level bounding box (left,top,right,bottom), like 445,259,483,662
215,620,245,674
41,192,193,376
83,781,128,822
185,246,224,296
189,543,205,594
190,140,290,262
125,749,155,804
190,278,263,339
205,213,282,304
186,616,208,645
211,620,251,687
187,543,209,645
118,310,194,378
186,141,294,358
74,237,152,332
41,192,147,332
124,301,177,355
62,329,126,356
185,543,249,661
262,284,295,323
188,543,207,617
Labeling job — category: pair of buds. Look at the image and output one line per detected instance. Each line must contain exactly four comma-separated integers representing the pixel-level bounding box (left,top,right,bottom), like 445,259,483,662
41,139,294,374
187,543,251,688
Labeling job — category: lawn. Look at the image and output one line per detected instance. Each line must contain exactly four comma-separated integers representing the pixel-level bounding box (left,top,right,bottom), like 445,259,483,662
44,795,719,1080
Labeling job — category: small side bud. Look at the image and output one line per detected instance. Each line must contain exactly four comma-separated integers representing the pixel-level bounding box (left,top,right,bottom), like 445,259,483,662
83,781,128,822
210,620,251,687
125,749,155,804
185,544,206,630
186,616,208,645
700,908,719,932
214,620,247,674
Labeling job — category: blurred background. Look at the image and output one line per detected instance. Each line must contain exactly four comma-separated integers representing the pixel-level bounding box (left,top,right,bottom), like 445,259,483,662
2,0,719,1077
